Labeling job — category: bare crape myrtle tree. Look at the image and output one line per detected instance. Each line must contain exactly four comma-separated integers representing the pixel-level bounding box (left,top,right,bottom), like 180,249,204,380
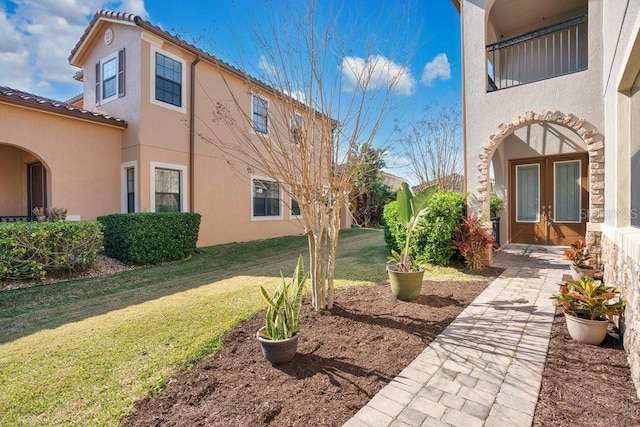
398,103,463,191
196,0,415,310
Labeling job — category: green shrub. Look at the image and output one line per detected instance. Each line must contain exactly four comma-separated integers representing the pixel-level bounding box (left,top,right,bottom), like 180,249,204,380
382,201,403,255
382,191,466,265
490,194,503,218
98,213,201,265
0,221,103,282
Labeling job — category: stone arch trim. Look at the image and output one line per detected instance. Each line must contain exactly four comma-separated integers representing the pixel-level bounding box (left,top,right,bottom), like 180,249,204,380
478,110,604,253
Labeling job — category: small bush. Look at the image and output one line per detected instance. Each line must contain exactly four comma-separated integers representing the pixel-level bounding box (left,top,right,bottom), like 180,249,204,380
490,194,503,218
0,221,103,282
98,213,201,265
382,191,466,265
453,214,495,269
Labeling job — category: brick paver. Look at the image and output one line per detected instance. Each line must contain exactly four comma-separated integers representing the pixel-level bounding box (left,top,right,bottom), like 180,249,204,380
343,245,566,427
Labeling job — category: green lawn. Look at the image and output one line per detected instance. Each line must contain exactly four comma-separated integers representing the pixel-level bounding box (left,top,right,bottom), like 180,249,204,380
0,229,391,426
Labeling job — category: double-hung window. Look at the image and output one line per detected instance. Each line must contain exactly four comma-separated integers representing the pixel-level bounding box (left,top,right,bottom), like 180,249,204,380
252,178,281,218
253,95,269,134
155,52,182,107
95,49,125,104
155,168,181,212
150,162,187,213
150,47,186,113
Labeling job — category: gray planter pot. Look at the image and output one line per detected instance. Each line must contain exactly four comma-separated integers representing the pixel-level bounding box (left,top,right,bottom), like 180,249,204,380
387,267,425,301
256,327,299,365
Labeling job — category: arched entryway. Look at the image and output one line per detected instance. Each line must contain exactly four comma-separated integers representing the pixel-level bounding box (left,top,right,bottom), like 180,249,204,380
477,110,604,254
0,143,50,221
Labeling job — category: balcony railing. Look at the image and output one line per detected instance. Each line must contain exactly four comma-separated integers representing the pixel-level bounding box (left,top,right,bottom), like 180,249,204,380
487,14,588,92
0,216,35,223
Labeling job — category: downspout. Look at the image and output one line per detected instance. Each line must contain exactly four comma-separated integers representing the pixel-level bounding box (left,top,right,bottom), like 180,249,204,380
189,54,201,213
459,0,467,194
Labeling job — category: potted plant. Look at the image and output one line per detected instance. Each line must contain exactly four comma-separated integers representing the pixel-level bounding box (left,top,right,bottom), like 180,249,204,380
564,239,596,280
386,182,437,301
453,214,495,269
550,276,625,345
257,255,308,365
489,194,503,248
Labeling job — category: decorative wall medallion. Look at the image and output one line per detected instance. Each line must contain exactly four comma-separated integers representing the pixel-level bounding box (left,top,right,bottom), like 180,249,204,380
104,28,113,45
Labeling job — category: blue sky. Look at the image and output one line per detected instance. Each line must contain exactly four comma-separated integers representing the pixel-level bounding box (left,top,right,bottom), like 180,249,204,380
0,0,461,178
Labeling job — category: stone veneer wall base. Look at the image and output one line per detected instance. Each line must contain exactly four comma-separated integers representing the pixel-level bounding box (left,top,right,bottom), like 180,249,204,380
602,234,640,399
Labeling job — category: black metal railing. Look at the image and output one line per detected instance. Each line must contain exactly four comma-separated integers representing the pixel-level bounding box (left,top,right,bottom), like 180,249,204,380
0,216,35,223
487,14,588,92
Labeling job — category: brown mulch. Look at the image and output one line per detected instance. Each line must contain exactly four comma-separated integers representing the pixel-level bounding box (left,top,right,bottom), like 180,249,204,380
123,275,640,427
532,308,640,426
123,279,493,426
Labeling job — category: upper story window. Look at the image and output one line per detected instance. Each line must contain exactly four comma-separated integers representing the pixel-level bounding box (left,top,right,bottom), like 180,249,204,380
155,52,182,107
150,46,186,113
291,113,303,143
252,95,269,134
95,49,125,105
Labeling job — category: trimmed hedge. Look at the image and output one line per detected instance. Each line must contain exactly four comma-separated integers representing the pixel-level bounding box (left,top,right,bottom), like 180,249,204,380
0,221,103,282
382,191,466,265
98,213,201,265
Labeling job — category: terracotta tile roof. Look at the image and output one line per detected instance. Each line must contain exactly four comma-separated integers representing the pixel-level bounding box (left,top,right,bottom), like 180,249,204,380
0,86,127,128
69,10,335,124
70,10,271,92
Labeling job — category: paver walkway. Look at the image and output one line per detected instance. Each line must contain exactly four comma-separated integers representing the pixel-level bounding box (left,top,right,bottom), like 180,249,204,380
344,244,569,427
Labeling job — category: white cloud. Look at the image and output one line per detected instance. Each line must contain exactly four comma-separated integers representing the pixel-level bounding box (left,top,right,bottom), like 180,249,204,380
0,1,149,97
258,55,278,77
341,55,416,96
421,53,451,87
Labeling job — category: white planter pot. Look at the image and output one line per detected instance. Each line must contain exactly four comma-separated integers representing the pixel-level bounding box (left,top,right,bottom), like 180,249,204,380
564,312,609,345
569,264,596,281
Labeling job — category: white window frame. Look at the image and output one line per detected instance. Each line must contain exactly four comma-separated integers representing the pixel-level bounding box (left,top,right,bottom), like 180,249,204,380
252,94,269,135
99,51,119,105
553,159,582,224
150,161,188,212
251,175,282,221
120,161,138,213
150,45,187,114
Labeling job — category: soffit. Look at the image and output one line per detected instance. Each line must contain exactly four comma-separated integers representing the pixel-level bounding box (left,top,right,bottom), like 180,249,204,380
490,0,586,39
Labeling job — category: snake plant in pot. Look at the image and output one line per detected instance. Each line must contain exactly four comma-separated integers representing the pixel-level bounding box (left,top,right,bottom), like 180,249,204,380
387,182,437,301
550,276,626,345
257,255,308,364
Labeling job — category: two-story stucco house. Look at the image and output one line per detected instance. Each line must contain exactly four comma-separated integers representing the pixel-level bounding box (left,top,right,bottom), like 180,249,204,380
455,0,640,396
0,10,349,247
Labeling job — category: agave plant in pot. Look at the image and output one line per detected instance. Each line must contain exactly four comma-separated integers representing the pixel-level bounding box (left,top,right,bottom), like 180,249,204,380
257,255,308,365
564,239,596,280
387,182,437,301
550,276,626,345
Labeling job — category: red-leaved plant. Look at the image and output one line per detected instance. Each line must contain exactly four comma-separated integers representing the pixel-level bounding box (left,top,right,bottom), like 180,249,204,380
453,214,495,269
563,239,593,268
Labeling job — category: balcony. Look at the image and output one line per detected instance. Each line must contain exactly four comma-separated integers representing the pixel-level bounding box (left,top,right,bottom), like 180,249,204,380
487,15,587,92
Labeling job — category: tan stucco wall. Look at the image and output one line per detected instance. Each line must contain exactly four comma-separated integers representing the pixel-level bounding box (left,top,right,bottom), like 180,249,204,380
0,104,122,220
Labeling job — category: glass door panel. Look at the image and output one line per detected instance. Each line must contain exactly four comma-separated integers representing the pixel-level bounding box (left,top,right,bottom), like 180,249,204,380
554,160,581,223
516,164,540,222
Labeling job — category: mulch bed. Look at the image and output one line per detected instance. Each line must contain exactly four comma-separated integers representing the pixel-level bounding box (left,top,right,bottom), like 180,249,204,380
124,275,640,426
124,279,492,426
532,308,640,426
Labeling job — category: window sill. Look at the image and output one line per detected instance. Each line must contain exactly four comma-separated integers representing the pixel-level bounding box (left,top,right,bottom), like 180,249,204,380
251,215,283,221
